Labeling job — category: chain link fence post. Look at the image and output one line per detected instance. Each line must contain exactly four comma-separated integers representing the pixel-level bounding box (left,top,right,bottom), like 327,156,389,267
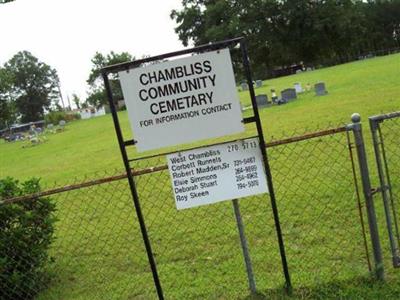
369,115,400,267
349,113,384,280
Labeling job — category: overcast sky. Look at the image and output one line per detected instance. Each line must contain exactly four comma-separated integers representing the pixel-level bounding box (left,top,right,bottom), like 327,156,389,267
0,0,185,105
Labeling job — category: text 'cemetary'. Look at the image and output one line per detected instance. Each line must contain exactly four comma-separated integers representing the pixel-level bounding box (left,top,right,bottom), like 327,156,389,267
118,49,244,151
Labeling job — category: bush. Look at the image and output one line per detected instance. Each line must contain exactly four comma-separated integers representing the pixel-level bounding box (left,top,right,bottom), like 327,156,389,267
44,111,66,125
64,112,81,122
0,177,56,299
45,111,81,125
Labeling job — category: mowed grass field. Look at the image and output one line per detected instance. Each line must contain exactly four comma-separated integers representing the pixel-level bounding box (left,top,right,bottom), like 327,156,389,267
1,53,399,185
1,53,400,299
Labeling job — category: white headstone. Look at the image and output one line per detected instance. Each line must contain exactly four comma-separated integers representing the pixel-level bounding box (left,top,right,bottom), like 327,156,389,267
294,83,303,93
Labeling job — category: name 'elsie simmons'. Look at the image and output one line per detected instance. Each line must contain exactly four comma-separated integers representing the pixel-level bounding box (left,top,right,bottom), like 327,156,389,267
137,60,219,115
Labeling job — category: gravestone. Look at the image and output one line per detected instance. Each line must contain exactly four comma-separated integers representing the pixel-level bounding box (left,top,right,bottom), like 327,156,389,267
296,69,303,74
281,88,297,102
294,83,303,94
255,80,263,88
306,67,313,72
241,82,248,91
255,94,269,108
315,82,328,96
59,120,66,127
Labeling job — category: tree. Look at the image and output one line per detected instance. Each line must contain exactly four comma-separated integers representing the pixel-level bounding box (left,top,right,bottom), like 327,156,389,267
171,0,400,76
170,0,288,78
0,67,16,129
72,93,81,109
5,51,60,123
86,51,133,108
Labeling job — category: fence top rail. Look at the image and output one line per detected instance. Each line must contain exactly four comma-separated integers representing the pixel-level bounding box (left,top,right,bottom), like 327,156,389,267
1,125,347,205
265,126,347,148
0,165,168,205
369,111,400,123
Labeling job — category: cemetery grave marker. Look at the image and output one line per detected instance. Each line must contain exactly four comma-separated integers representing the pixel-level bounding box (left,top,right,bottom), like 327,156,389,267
315,82,328,96
281,88,297,102
294,83,303,94
255,94,269,107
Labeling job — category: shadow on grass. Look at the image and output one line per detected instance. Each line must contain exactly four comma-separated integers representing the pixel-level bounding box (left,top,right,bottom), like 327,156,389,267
241,274,400,299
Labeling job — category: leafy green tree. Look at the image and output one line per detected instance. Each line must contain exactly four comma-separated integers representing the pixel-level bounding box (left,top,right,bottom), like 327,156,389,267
364,0,400,52
4,51,60,123
86,51,133,108
171,0,400,75
0,68,16,129
171,0,288,78
72,93,81,109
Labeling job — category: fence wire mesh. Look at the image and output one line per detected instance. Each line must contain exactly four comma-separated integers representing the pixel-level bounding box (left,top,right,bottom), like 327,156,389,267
266,128,371,291
1,174,156,300
0,126,373,299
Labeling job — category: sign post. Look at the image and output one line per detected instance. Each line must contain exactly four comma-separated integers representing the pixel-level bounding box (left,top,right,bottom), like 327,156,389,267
232,198,257,293
101,37,291,299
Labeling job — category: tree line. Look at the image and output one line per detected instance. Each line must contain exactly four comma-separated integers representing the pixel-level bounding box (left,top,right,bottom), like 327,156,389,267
170,0,400,78
1,0,399,127
0,51,133,128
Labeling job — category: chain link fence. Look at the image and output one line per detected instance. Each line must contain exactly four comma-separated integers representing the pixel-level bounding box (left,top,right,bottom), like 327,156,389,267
267,128,371,290
0,124,378,299
1,173,157,300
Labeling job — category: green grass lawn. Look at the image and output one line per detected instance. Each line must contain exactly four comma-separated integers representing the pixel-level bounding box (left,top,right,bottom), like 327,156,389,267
1,53,400,299
1,53,399,185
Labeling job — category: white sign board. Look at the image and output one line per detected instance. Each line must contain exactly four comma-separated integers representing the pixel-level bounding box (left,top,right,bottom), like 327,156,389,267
118,49,244,152
167,138,269,210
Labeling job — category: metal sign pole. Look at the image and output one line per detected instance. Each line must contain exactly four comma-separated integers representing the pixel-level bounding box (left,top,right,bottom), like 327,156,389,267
240,39,292,291
232,199,257,293
102,73,164,299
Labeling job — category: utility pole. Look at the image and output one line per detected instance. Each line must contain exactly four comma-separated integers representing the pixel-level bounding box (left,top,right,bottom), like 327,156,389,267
66,94,72,111
57,82,65,110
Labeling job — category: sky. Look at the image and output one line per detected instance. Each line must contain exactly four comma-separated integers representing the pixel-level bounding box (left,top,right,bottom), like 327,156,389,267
0,0,185,106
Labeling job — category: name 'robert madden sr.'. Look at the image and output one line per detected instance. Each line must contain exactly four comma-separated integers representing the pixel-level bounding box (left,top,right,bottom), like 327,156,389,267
137,60,218,115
